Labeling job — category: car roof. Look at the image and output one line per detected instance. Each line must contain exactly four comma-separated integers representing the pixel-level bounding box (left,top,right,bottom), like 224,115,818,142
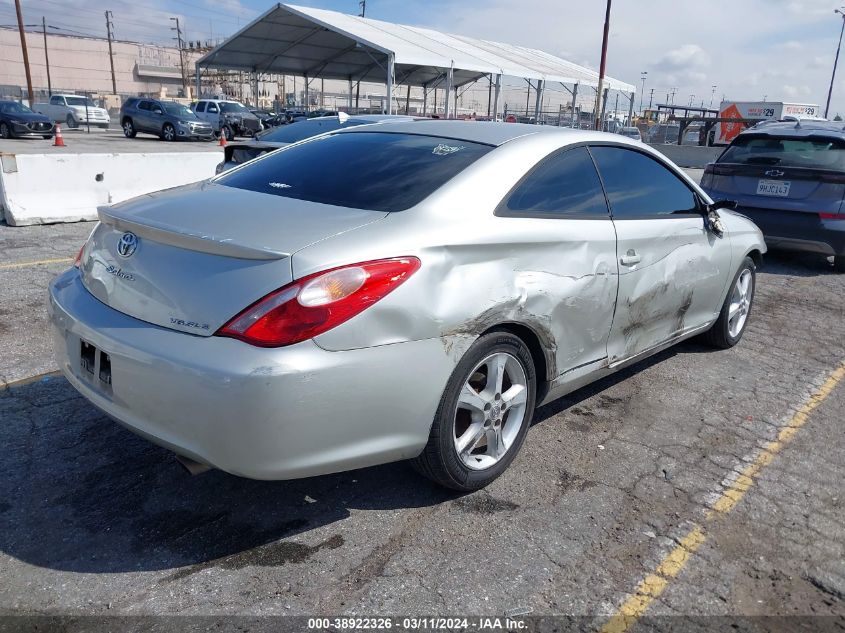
338,120,619,147
740,119,845,140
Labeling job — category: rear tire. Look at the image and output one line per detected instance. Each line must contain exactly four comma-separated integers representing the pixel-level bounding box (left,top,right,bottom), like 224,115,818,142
411,331,536,491
702,256,756,349
834,255,845,273
122,118,136,138
0,122,11,139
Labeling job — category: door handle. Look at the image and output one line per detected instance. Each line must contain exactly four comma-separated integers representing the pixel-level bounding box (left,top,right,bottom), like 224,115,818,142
620,249,641,266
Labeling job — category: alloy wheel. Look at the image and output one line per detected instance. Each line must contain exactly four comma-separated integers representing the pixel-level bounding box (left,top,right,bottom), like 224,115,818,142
728,269,752,338
453,352,529,470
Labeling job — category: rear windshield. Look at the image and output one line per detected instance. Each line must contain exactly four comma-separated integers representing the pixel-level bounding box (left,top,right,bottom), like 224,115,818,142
256,118,368,143
217,132,493,211
720,135,845,170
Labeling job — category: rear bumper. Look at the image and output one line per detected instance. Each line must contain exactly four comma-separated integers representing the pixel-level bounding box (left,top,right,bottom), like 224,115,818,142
735,206,845,256
48,269,452,480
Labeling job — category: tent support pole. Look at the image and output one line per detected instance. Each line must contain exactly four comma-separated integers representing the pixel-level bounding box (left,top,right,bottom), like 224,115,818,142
571,83,579,128
304,74,309,111
533,79,544,122
444,61,453,119
195,63,201,100
627,91,635,126
492,73,501,121
253,72,259,108
422,83,428,115
405,83,411,114
386,53,394,114
347,77,353,110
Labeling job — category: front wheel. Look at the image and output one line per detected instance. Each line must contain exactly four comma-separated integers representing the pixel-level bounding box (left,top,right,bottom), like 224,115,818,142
66,114,78,129
161,123,176,142
221,125,234,141
412,332,536,491
702,256,756,349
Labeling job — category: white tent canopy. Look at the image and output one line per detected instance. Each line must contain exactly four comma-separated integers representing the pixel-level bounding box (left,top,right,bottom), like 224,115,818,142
196,3,635,118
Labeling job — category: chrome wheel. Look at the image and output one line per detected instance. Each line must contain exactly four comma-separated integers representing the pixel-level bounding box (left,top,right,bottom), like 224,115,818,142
453,352,529,470
728,269,752,338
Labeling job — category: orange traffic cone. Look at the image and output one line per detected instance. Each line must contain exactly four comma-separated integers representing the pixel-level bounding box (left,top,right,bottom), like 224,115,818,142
53,124,66,147
218,131,227,147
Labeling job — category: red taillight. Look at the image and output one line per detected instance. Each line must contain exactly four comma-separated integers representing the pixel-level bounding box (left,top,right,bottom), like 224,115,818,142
819,212,845,220
216,257,421,347
73,245,84,268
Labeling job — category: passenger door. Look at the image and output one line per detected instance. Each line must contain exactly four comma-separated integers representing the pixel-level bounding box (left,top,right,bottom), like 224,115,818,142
135,100,154,132
497,146,618,376
590,145,732,363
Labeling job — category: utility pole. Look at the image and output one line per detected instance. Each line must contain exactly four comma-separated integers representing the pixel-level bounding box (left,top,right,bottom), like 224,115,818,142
639,71,647,113
670,87,677,105
593,0,612,130
105,11,117,94
648,88,654,109
826,8,845,119
170,17,188,98
41,16,51,96
709,84,717,109
14,0,34,106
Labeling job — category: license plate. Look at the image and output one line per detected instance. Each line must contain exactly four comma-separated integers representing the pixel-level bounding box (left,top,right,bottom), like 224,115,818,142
756,179,791,197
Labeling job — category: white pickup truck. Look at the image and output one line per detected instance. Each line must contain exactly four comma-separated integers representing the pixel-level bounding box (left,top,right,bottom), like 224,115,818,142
34,94,111,129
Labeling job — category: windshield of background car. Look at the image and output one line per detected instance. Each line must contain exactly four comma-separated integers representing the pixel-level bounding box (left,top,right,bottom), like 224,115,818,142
719,135,845,170
163,102,195,117
256,118,368,143
66,97,96,107
0,102,32,114
217,132,494,211
220,102,250,113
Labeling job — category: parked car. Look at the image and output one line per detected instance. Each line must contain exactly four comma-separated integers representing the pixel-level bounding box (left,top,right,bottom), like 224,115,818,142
120,98,213,141
0,100,54,139
34,94,110,129
249,109,275,125
191,99,262,140
51,122,764,490
619,126,642,141
701,119,845,272
215,113,417,173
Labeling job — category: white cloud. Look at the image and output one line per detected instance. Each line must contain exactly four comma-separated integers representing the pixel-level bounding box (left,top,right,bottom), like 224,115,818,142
656,45,710,71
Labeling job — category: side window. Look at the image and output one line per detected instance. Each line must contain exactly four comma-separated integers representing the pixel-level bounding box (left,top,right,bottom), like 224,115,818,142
50,96,61,105
501,146,608,218
137,101,151,111
151,102,163,113
195,102,206,113
590,146,698,218
207,102,218,113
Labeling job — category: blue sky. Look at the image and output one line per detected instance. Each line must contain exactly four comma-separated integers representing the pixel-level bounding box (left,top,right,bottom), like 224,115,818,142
4,0,845,115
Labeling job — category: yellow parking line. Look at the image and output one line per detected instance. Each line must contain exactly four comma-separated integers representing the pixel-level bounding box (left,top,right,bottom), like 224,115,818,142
0,257,73,270
0,370,62,391
599,361,845,633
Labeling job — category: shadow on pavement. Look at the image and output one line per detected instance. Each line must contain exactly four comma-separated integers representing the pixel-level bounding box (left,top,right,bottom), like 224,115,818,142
0,376,453,575
759,250,839,277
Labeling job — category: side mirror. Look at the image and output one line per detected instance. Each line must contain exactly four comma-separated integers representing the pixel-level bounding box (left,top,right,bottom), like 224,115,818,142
709,199,737,211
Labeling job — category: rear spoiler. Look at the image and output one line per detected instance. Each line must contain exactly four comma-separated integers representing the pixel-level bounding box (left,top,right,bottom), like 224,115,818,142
97,207,290,261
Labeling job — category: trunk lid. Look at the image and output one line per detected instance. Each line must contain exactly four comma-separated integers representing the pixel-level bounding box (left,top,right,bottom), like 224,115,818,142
81,181,387,336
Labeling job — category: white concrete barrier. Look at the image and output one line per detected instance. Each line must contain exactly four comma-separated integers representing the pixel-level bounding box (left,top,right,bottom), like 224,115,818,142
0,152,221,226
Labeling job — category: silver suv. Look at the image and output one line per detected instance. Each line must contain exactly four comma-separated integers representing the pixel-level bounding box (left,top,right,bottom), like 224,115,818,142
191,99,263,140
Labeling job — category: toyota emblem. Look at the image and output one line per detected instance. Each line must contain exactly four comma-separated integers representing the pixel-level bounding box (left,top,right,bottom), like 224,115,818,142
117,232,138,258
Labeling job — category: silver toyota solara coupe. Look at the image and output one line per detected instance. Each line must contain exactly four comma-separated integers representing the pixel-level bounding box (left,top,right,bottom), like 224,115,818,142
49,121,766,491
